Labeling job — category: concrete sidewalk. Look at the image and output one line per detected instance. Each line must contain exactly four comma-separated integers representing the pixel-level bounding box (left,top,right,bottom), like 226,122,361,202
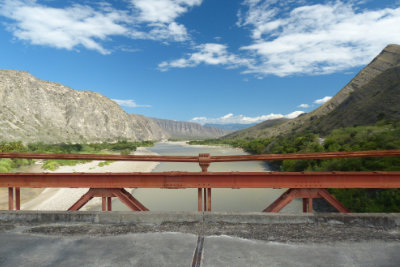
0,211,399,266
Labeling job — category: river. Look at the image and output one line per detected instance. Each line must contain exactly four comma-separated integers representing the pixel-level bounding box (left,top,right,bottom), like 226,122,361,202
113,142,301,212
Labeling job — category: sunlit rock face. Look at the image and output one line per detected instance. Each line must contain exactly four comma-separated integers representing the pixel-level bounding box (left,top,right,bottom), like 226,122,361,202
0,70,167,143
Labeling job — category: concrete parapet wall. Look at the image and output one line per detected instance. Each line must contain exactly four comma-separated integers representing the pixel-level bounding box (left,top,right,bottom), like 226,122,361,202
1,211,400,228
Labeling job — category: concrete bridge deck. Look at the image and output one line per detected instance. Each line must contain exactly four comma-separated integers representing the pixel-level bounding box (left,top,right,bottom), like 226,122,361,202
0,211,399,266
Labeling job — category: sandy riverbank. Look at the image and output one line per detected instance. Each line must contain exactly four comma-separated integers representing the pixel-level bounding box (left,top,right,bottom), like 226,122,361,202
21,147,160,211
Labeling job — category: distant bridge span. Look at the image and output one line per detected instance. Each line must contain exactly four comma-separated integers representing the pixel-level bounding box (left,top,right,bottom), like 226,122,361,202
1,150,400,213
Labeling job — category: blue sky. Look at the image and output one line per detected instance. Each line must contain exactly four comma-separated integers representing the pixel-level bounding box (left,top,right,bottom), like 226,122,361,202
1,0,400,124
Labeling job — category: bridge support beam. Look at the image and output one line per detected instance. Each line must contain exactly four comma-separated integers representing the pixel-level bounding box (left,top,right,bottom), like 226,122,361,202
197,188,212,211
8,187,20,211
263,188,350,213
68,188,148,212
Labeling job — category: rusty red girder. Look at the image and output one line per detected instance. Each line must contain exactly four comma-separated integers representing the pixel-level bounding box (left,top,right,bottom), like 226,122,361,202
263,188,350,213
1,171,400,189
1,149,400,162
68,188,148,211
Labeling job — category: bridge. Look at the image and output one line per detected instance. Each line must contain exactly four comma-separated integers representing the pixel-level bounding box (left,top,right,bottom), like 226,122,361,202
1,149,400,213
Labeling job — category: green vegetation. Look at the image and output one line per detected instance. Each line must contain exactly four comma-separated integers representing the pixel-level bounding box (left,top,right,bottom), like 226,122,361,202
0,141,33,172
0,140,154,172
98,161,113,167
190,119,400,212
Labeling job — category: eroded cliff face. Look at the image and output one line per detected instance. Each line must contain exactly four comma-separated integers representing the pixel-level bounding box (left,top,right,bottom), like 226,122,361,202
151,118,230,139
255,44,400,137
0,70,167,143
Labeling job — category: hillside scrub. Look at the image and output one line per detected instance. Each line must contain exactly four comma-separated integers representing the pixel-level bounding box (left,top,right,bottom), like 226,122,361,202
0,141,33,172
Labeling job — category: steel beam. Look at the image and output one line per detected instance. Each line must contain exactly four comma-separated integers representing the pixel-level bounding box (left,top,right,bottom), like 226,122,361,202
102,197,106,211
263,188,350,213
207,188,211,211
68,188,147,211
203,188,207,211
263,189,296,212
8,187,13,210
15,187,20,210
68,189,95,211
107,197,112,211
2,149,400,162
112,188,148,211
318,189,350,213
1,172,400,189
198,188,202,211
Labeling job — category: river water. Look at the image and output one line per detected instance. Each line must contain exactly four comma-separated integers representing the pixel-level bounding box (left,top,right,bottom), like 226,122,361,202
114,142,301,212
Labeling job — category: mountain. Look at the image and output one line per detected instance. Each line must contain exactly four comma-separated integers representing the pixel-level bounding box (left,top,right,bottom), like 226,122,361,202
222,118,289,139
227,44,400,139
311,65,400,134
0,70,225,143
152,118,230,139
204,123,256,131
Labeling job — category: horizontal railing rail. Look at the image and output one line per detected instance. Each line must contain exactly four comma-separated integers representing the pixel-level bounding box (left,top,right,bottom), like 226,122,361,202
1,171,400,189
1,149,400,162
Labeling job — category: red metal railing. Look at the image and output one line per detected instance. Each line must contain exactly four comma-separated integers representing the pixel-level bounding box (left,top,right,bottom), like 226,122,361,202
1,149,400,213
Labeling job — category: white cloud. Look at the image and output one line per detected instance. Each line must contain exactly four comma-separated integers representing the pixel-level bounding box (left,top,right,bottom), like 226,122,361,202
130,0,202,23
0,0,130,54
314,96,332,105
298,104,310,108
158,43,252,71
0,0,201,53
129,0,202,42
238,0,400,76
191,111,304,125
112,99,151,108
130,21,189,42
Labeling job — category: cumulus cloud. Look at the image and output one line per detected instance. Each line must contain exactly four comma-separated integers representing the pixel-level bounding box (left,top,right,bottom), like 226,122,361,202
112,99,151,108
130,0,202,23
0,0,130,54
238,0,400,76
314,96,332,105
298,104,310,108
159,1,400,76
0,0,201,53
129,0,202,42
158,43,251,71
191,111,304,125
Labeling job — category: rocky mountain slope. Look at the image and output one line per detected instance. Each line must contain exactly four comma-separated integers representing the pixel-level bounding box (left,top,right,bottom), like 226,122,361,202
227,44,400,139
204,123,257,131
311,65,400,134
222,118,288,139
0,70,225,143
152,118,230,139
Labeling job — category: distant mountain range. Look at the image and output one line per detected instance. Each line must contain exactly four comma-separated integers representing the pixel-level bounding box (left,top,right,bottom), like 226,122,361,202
204,123,256,131
0,70,229,143
224,44,400,139
152,118,229,139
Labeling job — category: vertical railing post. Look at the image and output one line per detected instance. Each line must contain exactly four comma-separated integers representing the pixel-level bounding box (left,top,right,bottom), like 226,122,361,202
207,188,211,211
107,197,112,211
307,198,313,213
198,153,211,212
198,188,202,211
15,187,20,210
8,187,13,210
102,197,106,211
